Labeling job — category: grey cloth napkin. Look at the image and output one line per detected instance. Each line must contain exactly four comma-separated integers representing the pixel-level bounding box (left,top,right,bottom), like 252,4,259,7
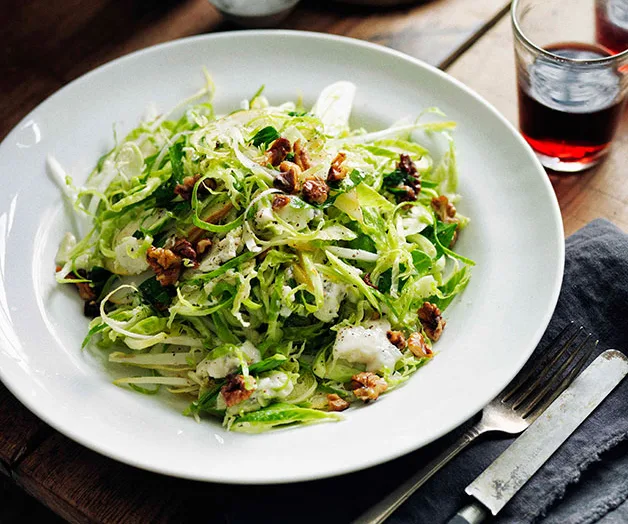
386,218,628,524
169,219,628,524
360,220,628,524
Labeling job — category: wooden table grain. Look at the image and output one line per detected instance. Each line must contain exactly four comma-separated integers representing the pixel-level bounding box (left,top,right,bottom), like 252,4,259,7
0,0,626,522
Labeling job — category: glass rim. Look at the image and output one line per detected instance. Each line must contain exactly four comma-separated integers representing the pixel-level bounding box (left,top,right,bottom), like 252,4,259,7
511,0,628,65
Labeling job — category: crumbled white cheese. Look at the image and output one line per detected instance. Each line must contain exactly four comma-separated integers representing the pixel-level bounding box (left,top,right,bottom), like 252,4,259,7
314,277,348,322
277,204,318,230
254,199,320,231
333,320,402,373
112,236,149,275
198,227,242,271
217,371,294,412
251,371,294,404
254,206,274,228
196,341,261,380
279,285,294,318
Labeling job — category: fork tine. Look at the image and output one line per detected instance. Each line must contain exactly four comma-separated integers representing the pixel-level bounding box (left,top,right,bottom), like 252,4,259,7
513,329,588,410
522,336,598,420
501,322,579,405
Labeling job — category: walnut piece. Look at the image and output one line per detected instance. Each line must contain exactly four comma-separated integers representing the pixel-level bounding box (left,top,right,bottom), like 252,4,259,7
431,195,457,223
272,194,291,211
397,185,417,202
66,270,99,317
221,374,255,407
386,330,407,350
65,270,97,302
418,302,446,341
64,267,108,318
172,238,197,263
407,332,433,358
174,174,215,201
266,137,291,166
293,139,311,171
174,175,199,201
146,246,182,286
395,154,421,201
195,238,212,255
351,372,388,402
302,177,329,204
398,153,418,177
274,161,301,194
430,195,459,246
327,393,350,412
327,152,347,184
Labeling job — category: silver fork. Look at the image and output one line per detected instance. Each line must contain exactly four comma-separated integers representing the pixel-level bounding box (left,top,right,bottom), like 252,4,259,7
354,323,598,524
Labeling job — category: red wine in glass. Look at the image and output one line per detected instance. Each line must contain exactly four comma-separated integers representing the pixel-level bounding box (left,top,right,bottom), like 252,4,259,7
517,42,625,165
596,0,628,54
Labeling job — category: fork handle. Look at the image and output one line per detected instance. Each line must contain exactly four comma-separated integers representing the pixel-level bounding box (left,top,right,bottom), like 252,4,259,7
352,423,486,524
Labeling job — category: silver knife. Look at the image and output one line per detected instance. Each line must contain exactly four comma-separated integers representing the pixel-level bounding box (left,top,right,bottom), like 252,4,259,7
448,349,628,524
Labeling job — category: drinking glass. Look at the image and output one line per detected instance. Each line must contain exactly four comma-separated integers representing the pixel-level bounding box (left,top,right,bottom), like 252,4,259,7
512,0,628,173
596,0,628,54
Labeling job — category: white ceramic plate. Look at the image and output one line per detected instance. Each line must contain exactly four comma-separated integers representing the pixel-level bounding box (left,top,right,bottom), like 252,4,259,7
0,31,563,484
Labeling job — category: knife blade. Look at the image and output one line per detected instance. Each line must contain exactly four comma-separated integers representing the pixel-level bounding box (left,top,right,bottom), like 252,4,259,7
448,349,628,524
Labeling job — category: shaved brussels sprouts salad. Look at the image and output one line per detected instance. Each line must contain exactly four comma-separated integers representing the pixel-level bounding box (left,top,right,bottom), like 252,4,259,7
53,78,473,433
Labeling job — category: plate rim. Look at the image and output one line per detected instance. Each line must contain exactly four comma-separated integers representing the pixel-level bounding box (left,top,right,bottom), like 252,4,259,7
0,29,564,484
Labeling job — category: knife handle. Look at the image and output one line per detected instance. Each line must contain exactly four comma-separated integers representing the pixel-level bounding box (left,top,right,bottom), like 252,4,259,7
446,501,490,524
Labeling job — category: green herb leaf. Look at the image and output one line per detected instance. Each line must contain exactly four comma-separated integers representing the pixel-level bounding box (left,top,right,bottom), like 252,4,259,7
411,250,432,275
153,140,186,206
347,233,377,253
139,276,176,312
382,168,406,188
425,221,458,257
344,169,366,189
430,265,472,311
378,269,392,293
169,142,185,183
316,169,366,209
251,126,280,147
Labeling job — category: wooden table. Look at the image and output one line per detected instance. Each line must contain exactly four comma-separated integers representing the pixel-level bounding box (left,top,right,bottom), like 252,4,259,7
1,1,626,522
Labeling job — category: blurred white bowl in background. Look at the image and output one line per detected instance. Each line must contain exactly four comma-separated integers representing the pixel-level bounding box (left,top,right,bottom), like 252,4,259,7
208,0,301,27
